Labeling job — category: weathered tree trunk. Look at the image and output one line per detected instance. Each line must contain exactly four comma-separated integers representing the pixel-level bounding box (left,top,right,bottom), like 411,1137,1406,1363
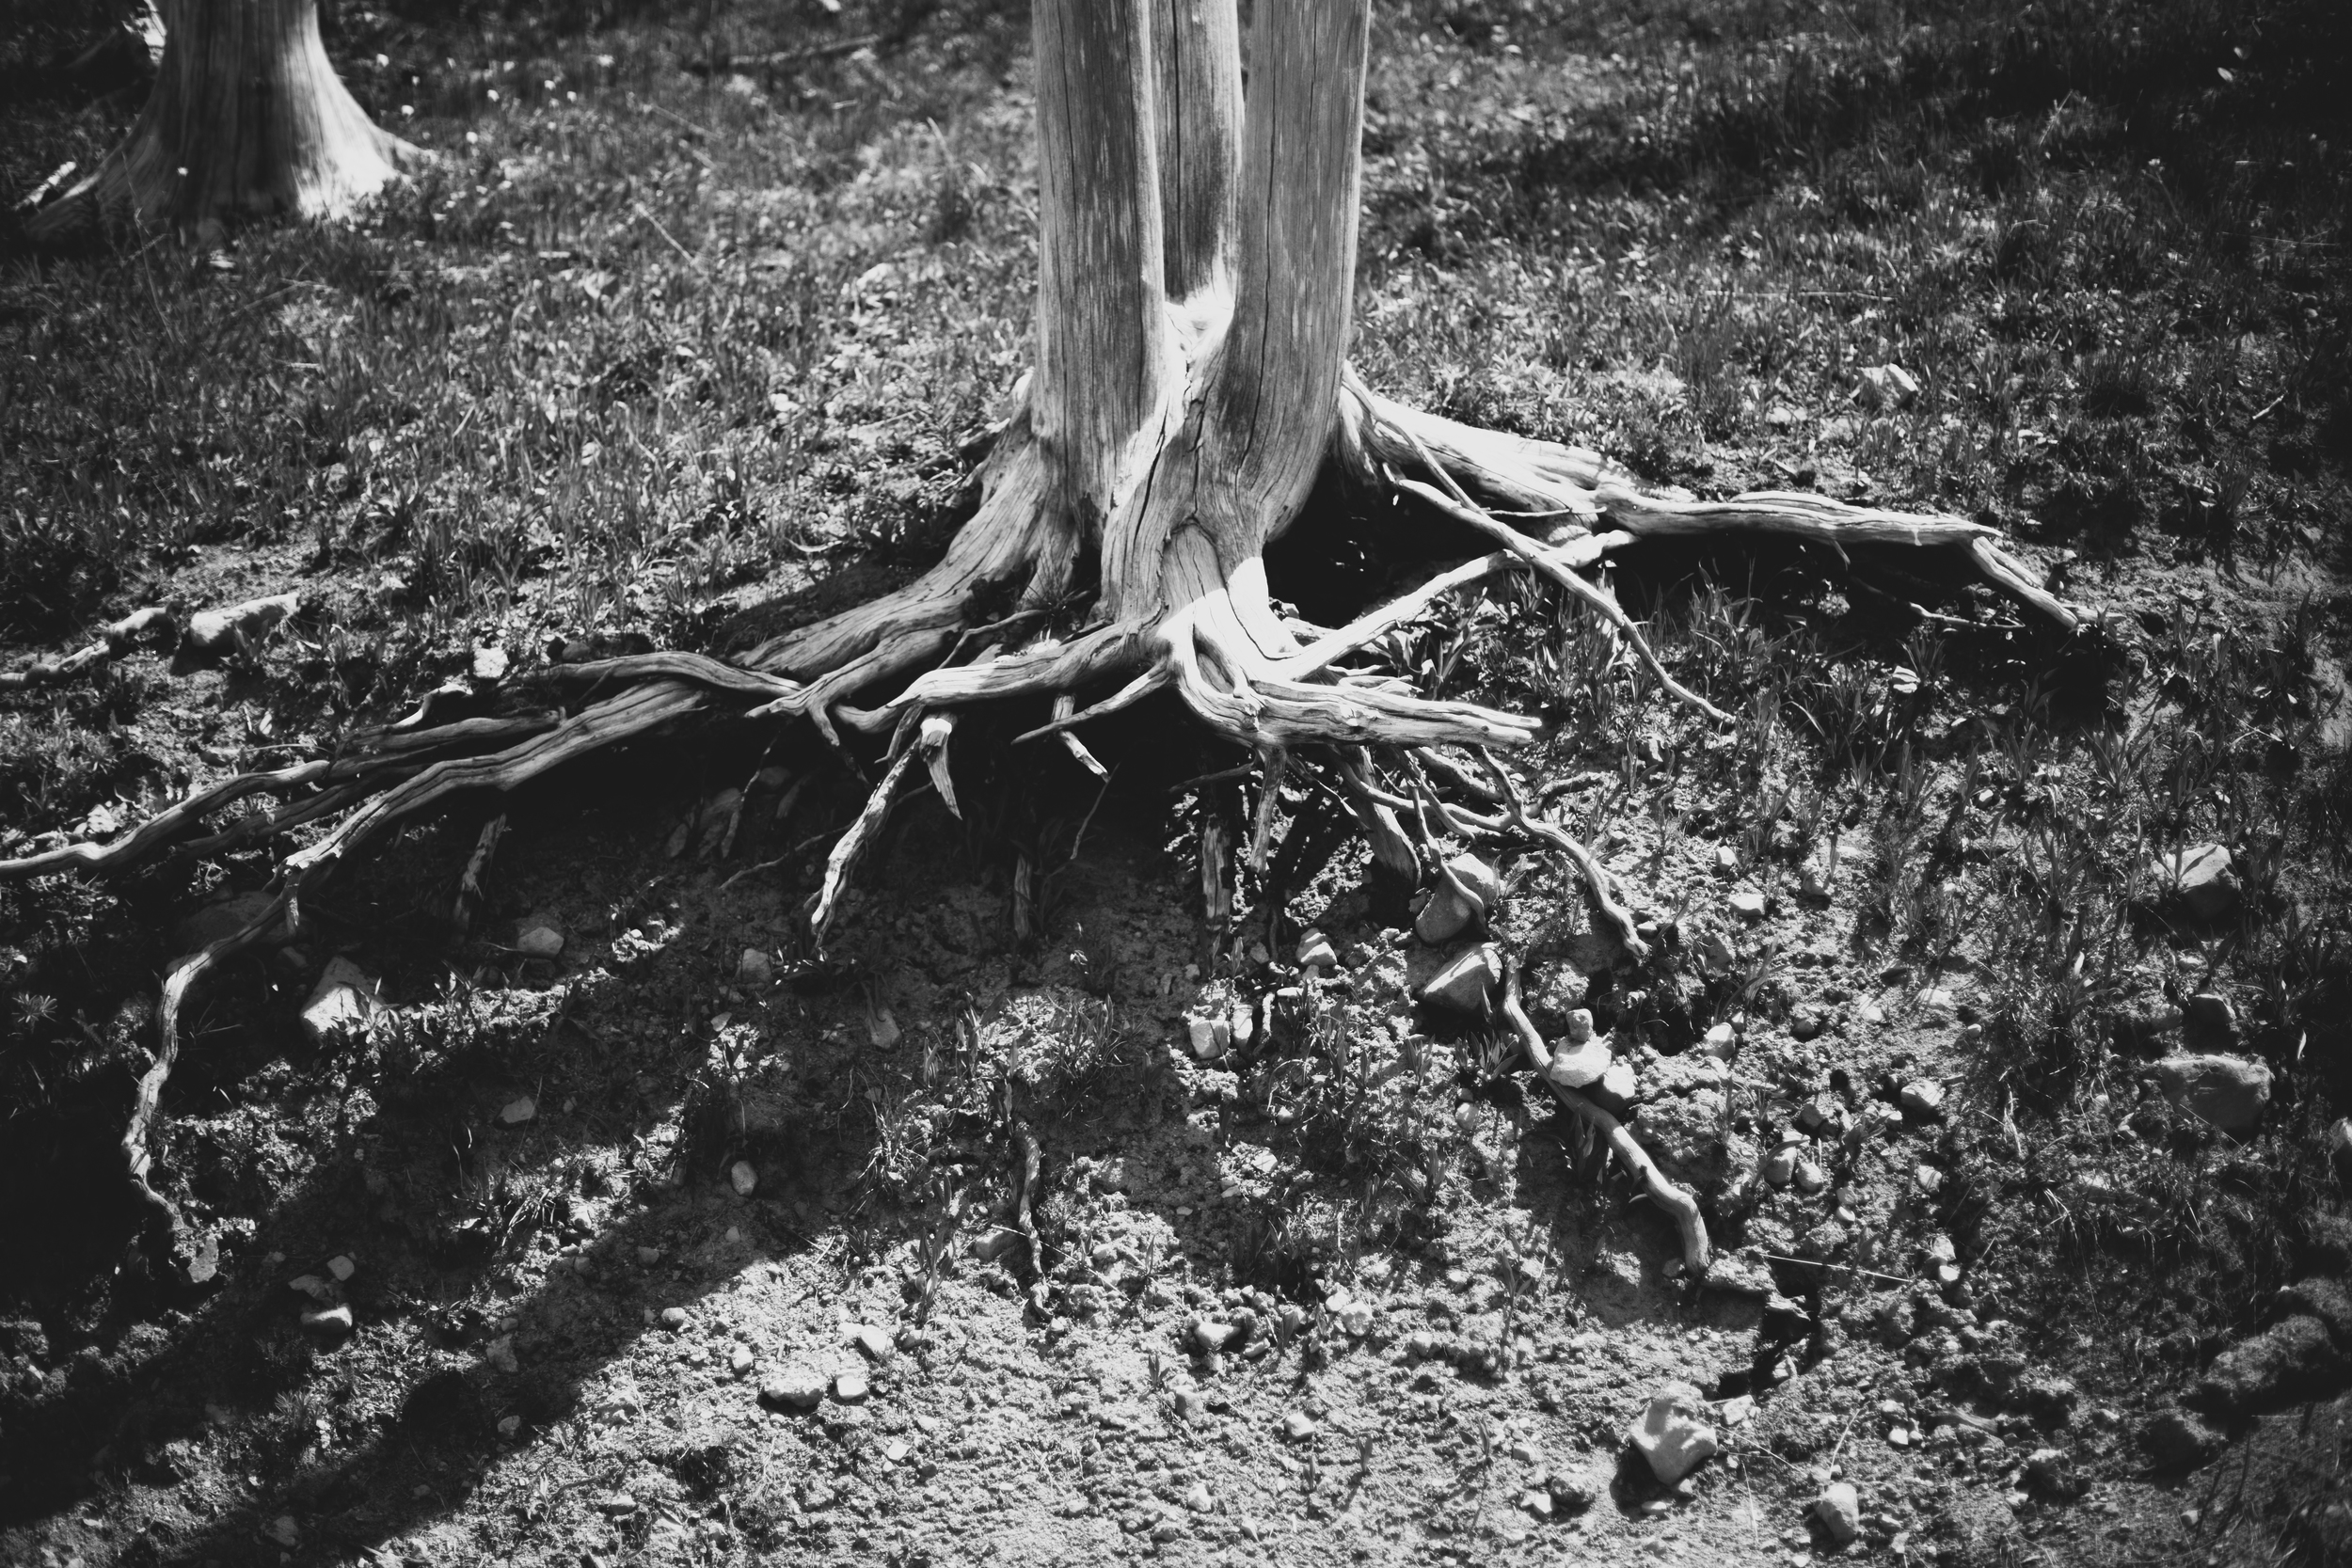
24,0,413,246
3,0,2097,1284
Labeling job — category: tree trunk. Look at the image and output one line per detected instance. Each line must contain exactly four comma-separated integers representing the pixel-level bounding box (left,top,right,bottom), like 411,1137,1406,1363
5,0,2098,1286
24,0,413,247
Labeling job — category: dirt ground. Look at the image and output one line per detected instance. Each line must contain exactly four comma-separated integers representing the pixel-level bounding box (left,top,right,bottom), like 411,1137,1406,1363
5,2,2352,1566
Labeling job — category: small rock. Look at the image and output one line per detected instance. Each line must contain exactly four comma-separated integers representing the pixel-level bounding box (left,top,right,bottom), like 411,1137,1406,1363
1761,1148,1797,1187
834,1368,870,1402
1727,889,1767,921
1561,1007,1596,1044
1337,1300,1375,1338
868,1007,901,1049
1547,1033,1613,1089
1628,1391,1719,1484
1519,1487,1553,1518
1789,1007,1825,1041
498,1095,536,1126
2158,843,2240,922
1281,1409,1319,1440
849,1323,897,1364
1899,1080,1946,1118
1296,931,1336,970
2183,992,2237,1046
1597,1061,1639,1102
1187,1014,1229,1061
470,645,510,683
730,1160,758,1196
1420,944,1502,1016
2024,1447,2082,1498
2143,1053,2272,1133
515,925,564,959
592,1491,637,1516
1857,362,1921,410
299,957,380,1046
2140,1408,2225,1471
738,948,774,986
1718,1395,1754,1427
498,1414,522,1438
485,1335,519,1373
1815,1481,1861,1544
1192,1317,1238,1354
264,1515,300,1547
1183,1481,1213,1513
1793,1158,1828,1194
300,1304,354,1340
660,1307,689,1331
1702,1022,1739,1059
760,1368,827,1411
1415,854,1502,943
1545,1469,1599,1513
729,1344,755,1377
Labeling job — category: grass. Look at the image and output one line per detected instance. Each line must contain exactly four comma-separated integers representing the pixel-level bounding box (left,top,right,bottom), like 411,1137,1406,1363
0,0,2349,1544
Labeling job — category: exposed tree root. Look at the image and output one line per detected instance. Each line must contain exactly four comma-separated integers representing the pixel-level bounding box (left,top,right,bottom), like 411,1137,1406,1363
1501,958,1709,1274
0,605,177,690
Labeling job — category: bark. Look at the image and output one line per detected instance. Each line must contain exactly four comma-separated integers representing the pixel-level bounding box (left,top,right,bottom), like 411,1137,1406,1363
23,0,414,246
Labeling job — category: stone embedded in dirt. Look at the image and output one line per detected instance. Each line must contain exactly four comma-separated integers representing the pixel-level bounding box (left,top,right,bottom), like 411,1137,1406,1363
2143,1053,2272,1133
1597,1060,1640,1103
470,644,510,683
2183,992,2237,1046
1856,362,1921,409
498,1095,536,1126
288,1273,334,1302
1414,854,1502,943
1420,944,1502,1015
516,925,564,958
868,1006,901,1048
1337,1299,1375,1338
326,1254,355,1282
1184,1481,1213,1513
1815,1481,1861,1544
760,1368,827,1411
849,1323,897,1364
485,1336,519,1373
592,1491,637,1516
738,947,774,986
2194,1315,2347,1416
1295,931,1337,970
2157,843,2240,921
2140,1408,2225,1470
1789,1006,1825,1041
1899,1080,1946,1118
660,1307,689,1331
729,1344,755,1378
833,1368,870,1402
1546,1469,1600,1513
1727,889,1767,921
1793,1158,1828,1194
2024,1447,2085,1499
1628,1391,1718,1484
1761,1147,1798,1187
1280,1409,1319,1440
300,1304,354,1340
1518,1488,1553,1518
1547,1032,1613,1090
264,1515,300,1547
299,957,379,1046
730,1161,758,1196
1187,1014,1229,1061
1191,1317,1239,1354
1702,1022,1738,1059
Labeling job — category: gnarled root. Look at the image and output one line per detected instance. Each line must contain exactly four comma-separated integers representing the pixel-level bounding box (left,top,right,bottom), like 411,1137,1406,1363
1501,957,1709,1274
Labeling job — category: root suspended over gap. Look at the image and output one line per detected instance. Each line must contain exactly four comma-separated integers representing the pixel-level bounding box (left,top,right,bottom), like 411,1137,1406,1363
2,0,2105,1283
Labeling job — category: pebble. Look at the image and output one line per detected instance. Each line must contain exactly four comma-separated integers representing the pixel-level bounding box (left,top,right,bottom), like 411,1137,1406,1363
660,1307,689,1331
300,1304,354,1339
1727,890,1767,920
515,925,564,958
1548,1034,1613,1089
2142,1053,2272,1133
1899,1080,1946,1117
1187,1014,1229,1061
1281,1410,1319,1440
730,1160,758,1196
1629,1392,1718,1484
729,1344,755,1377
1420,943,1502,1015
1295,931,1337,970
834,1368,870,1402
1193,1317,1238,1354
1815,1481,1861,1544
737,948,774,986
498,1414,522,1438
1337,1300,1375,1338
1598,1061,1639,1101
1915,1164,1944,1194
1415,854,1502,944
470,645,510,683
1183,1482,1213,1513
592,1491,637,1516
1761,1148,1797,1187
1793,1159,1828,1194
760,1368,827,1411
2161,843,2239,921
485,1336,519,1373
299,958,379,1047
264,1516,300,1547
1702,1022,1739,1059
326,1254,356,1282
849,1323,897,1364
498,1095,536,1126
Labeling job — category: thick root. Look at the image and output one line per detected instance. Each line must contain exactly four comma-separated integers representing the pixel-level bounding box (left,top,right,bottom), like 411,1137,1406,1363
1502,958,1709,1274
